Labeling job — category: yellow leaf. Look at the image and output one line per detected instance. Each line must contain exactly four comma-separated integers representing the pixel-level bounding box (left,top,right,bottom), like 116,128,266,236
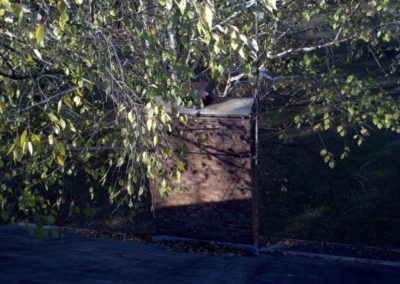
35,24,46,46
0,9,5,16
7,144,15,156
56,155,65,167
73,95,82,106
239,47,246,59
178,0,186,14
202,4,213,30
48,134,54,145
128,111,136,123
146,119,152,132
264,0,277,12
231,40,239,50
76,88,84,97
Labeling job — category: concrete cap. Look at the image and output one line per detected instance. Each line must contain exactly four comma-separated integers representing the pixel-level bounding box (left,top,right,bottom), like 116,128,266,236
181,98,255,117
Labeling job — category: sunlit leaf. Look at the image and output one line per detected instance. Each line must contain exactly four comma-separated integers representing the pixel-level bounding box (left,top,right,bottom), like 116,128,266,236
35,24,46,45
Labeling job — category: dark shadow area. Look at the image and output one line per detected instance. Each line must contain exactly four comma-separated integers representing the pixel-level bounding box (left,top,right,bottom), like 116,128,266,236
153,199,255,245
259,123,400,248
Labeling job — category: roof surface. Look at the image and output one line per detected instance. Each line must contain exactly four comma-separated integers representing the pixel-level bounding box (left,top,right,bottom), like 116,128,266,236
1,225,400,284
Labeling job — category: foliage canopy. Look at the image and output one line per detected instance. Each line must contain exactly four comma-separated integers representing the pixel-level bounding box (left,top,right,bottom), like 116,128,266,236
0,0,399,224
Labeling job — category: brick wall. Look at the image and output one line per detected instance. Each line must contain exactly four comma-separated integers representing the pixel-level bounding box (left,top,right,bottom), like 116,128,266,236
150,114,258,246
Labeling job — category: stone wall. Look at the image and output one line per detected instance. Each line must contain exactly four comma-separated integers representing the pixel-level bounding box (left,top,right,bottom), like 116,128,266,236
150,114,258,246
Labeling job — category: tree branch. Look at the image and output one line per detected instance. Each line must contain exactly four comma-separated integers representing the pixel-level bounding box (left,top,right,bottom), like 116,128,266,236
19,87,77,113
267,36,353,59
0,69,65,80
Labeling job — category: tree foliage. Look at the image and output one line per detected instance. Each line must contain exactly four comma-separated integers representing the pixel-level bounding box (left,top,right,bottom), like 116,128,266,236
0,0,399,224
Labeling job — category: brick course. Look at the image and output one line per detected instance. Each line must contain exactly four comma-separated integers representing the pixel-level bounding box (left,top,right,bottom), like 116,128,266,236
150,99,258,247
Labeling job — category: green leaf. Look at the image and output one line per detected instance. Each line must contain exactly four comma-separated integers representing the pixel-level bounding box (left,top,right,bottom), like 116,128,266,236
59,11,69,31
48,113,58,123
160,0,173,10
46,215,55,225
127,184,134,195
7,144,15,156
13,147,23,162
116,157,124,167
57,141,66,156
337,125,346,137
138,186,145,196
178,161,185,171
20,129,28,146
31,133,41,145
